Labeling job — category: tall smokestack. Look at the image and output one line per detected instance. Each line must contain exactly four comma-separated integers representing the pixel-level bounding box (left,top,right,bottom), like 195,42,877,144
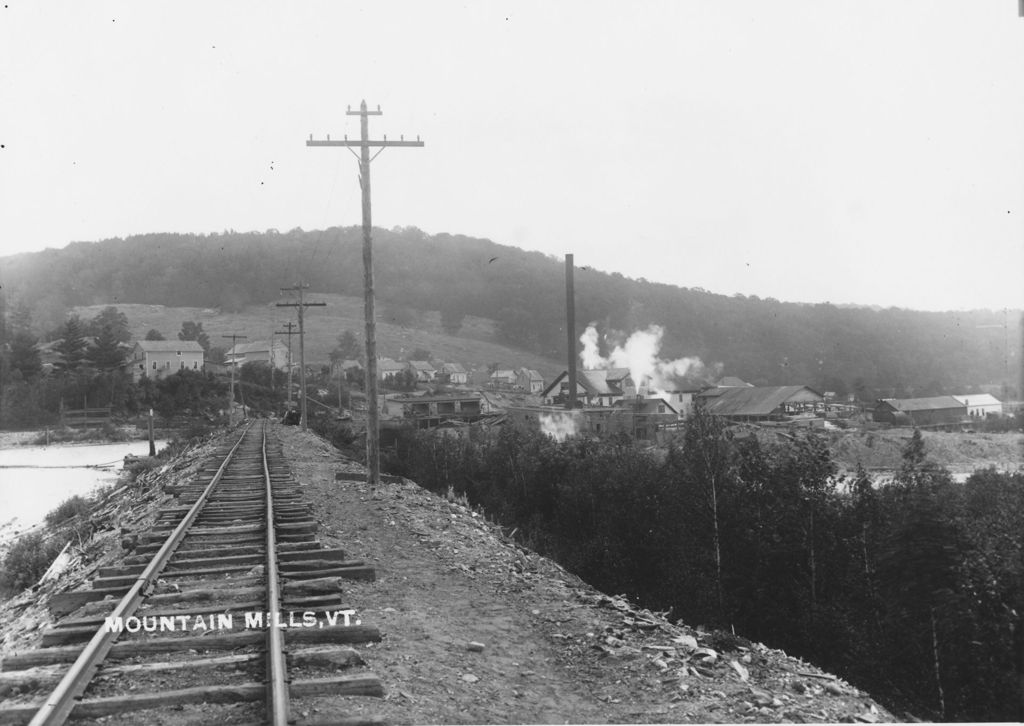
565,254,577,410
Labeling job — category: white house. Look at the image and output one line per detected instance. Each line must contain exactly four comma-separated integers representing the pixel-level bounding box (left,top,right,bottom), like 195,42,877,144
516,368,544,393
650,389,700,418
439,362,468,384
378,357,406,382
130,340,205,381
408,360,438,382
225,340,289,370
490,369,517,388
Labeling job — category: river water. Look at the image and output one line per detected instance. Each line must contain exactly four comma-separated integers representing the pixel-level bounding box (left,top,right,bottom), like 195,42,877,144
0,440,168,543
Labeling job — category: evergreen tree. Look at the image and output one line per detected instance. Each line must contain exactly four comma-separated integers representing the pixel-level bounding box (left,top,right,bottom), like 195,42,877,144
8,330,42,380
144,328,165,341
53,315,90,372
89,325,127,370
3,303,41,381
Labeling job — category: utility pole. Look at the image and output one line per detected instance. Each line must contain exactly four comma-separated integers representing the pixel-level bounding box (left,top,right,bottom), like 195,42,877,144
307,101,424,487
268,327,275,397
277,285,325,431
274,322,298,406
223,334,247,422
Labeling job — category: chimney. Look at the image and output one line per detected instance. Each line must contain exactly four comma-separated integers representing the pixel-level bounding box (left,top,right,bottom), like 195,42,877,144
565,254,577,410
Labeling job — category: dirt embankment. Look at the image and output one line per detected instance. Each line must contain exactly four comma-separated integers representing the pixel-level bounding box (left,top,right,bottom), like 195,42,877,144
824,428,1022,476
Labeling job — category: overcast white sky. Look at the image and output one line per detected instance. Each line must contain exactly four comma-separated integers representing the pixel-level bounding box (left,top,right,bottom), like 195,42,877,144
1,2,1022,312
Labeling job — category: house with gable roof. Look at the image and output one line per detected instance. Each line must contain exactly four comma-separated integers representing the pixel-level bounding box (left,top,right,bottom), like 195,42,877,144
408,359,438,382
130,340,205,382
225,340,289,370
439,362,468,384
516,368,544,393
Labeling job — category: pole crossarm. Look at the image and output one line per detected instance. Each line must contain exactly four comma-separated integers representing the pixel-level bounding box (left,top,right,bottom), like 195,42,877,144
307,139,424,148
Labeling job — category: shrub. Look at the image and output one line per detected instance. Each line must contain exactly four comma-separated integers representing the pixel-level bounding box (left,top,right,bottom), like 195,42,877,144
123,455,160,478
44,495,91,527
0,532,67,598
311,417,358,451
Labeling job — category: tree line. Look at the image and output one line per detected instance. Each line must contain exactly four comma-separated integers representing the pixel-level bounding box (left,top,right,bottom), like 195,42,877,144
0,227,1019,401
384,416,1024,722
0,305,231,428
0,302,362,429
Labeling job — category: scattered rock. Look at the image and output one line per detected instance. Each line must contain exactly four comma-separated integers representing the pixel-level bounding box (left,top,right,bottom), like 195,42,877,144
672,633,699,652
824,681,845,696
461,673,479,683
693,646,718,664
729,659,750,682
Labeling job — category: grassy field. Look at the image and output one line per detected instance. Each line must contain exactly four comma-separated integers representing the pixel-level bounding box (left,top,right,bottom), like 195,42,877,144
74,295,564,379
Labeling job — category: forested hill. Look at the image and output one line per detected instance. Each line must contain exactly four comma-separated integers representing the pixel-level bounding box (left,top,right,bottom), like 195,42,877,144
1,227,1020,399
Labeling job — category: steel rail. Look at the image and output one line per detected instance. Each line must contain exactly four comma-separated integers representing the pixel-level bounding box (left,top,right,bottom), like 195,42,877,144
261,422,291,724
29,424,254,726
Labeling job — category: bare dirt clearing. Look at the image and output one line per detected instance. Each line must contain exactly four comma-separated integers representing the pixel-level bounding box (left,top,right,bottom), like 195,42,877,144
824,428,1021,477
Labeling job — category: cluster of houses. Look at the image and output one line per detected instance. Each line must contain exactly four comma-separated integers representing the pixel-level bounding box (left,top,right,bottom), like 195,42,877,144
103,338,1012,440
129,340,528,391
371,359,544,391
126,339,288,382
375,358,470,385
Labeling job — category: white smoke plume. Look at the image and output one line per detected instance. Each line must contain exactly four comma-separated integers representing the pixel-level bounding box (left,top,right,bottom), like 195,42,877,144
579,323,706,396
539,412,578,442
579,325,604,369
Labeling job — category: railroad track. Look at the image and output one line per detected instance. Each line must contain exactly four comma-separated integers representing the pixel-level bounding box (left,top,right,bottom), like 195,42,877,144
0,422,384,725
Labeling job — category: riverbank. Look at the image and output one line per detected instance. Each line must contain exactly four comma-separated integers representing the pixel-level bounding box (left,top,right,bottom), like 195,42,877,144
0,439,170,549
0,425,183,450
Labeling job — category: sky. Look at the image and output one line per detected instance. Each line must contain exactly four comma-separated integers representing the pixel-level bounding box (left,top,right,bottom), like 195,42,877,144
1,1,1022,312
